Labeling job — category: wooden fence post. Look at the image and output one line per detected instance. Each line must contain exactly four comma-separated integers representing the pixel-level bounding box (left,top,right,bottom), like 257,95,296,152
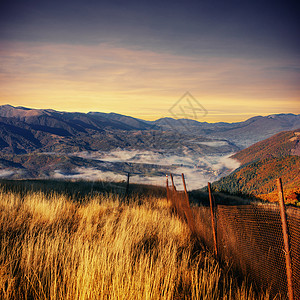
170,173,176,191
125,172,130,200
208,182,218,257
277,178,294,300
166,175,169,202
181,173,188,196
181,173,196,233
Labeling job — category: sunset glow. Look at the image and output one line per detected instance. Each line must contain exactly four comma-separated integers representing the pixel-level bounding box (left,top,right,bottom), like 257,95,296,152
0,1,299,122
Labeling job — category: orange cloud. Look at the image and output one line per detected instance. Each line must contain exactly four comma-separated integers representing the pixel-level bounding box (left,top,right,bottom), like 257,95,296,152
0,41,299,122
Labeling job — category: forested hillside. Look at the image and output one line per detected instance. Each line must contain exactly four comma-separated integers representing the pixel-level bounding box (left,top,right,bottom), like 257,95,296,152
212,129,300,204
232,129,300,165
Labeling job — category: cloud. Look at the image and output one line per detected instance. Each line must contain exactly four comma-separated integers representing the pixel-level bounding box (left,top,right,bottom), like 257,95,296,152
0,149,240,190
71,149,240,190
0,41,299,121
165,155,240,190
195,141,229,147
53,168,126,182
0,169,15,177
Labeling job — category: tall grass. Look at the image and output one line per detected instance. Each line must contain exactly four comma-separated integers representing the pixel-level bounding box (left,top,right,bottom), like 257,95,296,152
0,189,275,299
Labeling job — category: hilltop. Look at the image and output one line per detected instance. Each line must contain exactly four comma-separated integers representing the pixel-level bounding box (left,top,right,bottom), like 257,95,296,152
231,129,300,164
212,129,300,204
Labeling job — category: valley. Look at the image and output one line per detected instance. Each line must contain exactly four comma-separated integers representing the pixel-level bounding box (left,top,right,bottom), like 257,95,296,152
0,105,299,191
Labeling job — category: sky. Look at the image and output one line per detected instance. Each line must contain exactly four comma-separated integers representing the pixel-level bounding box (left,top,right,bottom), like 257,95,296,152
0,0,299,122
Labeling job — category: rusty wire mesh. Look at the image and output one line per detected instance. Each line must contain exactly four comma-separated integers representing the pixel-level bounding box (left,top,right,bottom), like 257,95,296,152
193,203,300,298
217,204,286,295
168,187,300,298
192,206,214,248
286,207,300,298
167,187,195,233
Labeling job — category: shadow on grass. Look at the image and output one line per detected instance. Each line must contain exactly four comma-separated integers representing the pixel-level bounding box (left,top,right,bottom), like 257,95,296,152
0,179,166,202
189,188,262,207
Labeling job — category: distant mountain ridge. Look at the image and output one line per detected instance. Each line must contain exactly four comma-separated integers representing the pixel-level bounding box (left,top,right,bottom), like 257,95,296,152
0,104,153,130
0,105,155,154
0,104,299,184
1,104,299,154
153,113,300,147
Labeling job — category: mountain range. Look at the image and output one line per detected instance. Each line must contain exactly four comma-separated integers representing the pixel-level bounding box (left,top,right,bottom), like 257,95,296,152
153,113,300,147
0,104,299,187
0,105,237,155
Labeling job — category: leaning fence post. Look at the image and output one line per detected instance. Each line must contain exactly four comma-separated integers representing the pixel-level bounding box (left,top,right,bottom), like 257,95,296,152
181,173,196,233
208,182,218,257
166,175,169,202
277,178,294,300
181,173,188,196
170,173,176,191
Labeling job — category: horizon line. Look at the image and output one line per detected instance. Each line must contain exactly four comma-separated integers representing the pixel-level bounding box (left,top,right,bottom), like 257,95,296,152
0,103,299,124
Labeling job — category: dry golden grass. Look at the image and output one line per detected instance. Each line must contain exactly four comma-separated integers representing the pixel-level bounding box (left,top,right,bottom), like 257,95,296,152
0,189,275,299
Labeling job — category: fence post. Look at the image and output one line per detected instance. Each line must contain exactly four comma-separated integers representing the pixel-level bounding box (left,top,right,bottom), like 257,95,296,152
181,173,188,196
166,175,169,202
181,173,196,233
125,172,130,200
170,173,176,191
277,178,294,300
208,182,218,257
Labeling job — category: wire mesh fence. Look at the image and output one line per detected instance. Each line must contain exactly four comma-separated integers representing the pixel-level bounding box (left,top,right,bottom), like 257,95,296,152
286,207,300,298
217,205,288,295
167,174,300,299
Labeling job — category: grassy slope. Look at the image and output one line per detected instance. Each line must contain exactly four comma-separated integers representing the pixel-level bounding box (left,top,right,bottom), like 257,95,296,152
0,186,274,299
0,178,166,201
